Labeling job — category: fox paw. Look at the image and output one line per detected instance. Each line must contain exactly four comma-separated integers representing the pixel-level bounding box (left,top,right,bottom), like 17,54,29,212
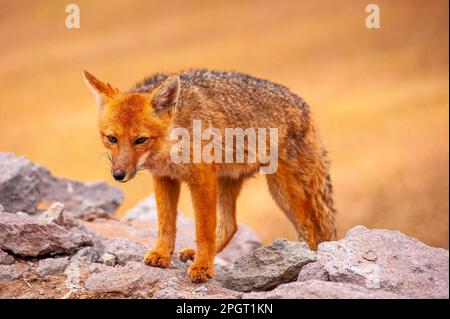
179,247,196,262
188,261,214,283
143,250,172,268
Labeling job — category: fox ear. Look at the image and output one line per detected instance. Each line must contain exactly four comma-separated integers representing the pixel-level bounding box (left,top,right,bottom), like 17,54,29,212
152,75,180,114
83,71,119,108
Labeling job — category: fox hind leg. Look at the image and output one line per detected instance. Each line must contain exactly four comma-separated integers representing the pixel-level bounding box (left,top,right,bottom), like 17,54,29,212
266,158,336,250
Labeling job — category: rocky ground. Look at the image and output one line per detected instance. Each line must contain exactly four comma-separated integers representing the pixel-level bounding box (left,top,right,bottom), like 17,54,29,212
0,152,448,299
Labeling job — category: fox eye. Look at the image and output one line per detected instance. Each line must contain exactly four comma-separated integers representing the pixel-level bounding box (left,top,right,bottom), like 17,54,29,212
135,137,148,145
107,135,117,144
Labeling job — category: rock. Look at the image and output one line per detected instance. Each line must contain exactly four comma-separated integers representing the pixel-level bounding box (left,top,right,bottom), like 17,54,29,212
0,153,42,213
243,280,404,299
98,253,116,266
151,276,180,299
38,202,65,225
0,152,124,217
123,196,261,263
88,263,113,274
0,249,14,265
37,167,124,218
317,225,449,298
151,276,241,299
84,262,166,298
219,225,262,264
103,238,147,265
298,262,329,281
0,203,3,212
0,212,93,257
79,207,114,222
70,247,99,265
36,257,69,277
224,238,316,292
0,264,22,281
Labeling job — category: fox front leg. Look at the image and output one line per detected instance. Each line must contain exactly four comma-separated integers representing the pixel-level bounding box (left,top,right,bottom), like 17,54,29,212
186,166,217,283
143,176,180,268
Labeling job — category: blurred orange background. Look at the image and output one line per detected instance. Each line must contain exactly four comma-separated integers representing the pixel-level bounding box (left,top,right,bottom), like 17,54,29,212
0,0,448,248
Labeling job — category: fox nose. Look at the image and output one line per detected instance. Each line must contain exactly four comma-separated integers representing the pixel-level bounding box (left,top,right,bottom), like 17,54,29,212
112,169,126,181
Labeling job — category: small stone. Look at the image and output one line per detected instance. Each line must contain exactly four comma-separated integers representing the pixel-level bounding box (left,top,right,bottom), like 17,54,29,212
36,257,69,277
98,252,116,266
70,247,99,265
88,262,112,274
80,207,112,222
0,264,22,280
39,202,65,225
0,248,14,265
194,285,208,294
362,250,378,262
103,238,147,265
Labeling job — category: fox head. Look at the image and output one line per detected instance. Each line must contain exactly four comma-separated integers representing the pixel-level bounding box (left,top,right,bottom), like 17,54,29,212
83,71,180,182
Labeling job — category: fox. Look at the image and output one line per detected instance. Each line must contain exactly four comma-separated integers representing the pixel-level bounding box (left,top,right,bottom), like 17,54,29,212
83,69,336,283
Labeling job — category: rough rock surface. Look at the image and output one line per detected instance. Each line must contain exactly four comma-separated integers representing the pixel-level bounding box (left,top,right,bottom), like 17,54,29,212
0,249,14,265
36,257,69,277
316,225,449,298
0,154,448,299
38,202,65,225
244,280,404,299
0,153,42,213
0,152,124,217
224,238,316,292
0,264,22,281
103,238,147,265
298,262,329,282
0,212,94,257
84,262,165,298
70,247,99,265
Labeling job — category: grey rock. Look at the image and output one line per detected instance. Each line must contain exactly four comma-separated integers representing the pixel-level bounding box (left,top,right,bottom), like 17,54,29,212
317,225,449,298
0,264,22,281
0,152,124,217
0,152,42,213
38,202,65,225
36,257,69,277
98,252,116,266
37,166,124,218
219,224,262,264
0,203,3,212
298,262,329,281
0,212,93,257
151,277,180,299
224,238,316,292
84,261,166,297
70,247,99,265
243,280,404,299
151,276,241,299
0,248,14,265
103,238,147,265
88,262,113,274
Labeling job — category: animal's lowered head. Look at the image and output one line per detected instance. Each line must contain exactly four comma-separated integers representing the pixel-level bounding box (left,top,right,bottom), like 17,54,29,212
83,70,180,182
